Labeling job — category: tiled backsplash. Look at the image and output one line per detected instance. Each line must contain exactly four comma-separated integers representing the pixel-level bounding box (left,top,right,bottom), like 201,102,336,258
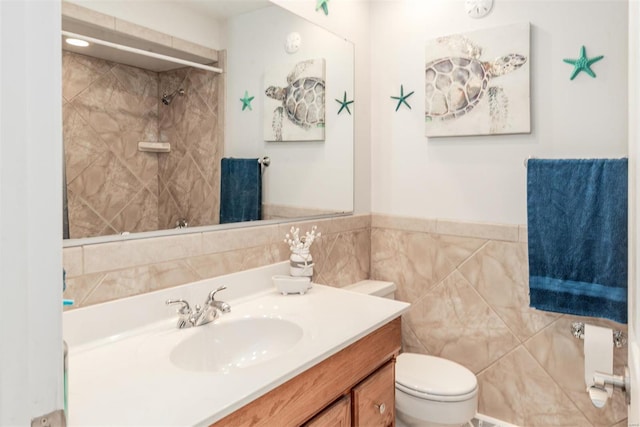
63,214,370,308
63,213,628,426
370,214,627,427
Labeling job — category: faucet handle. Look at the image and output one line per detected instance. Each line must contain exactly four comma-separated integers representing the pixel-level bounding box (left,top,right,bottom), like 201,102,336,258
166,299,191,315
207,285,227,302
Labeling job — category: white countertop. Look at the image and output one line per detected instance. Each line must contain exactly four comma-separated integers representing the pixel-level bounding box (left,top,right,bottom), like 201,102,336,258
64,262,409,426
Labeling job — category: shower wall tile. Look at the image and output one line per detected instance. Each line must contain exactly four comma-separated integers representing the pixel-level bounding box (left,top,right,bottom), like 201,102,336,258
63,104,110,183
109,188,159,235
66,190,112,239
477,347,591,427
370,214,628,426
62,51,113,101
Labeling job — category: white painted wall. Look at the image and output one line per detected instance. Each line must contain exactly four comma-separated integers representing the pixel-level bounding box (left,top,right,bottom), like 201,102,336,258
0,0,64,423
65,0,223,49
225,6,354,212
370,0,628,225
271,0,372,214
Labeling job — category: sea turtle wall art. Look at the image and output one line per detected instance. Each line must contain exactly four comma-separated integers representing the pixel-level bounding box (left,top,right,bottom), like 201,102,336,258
264,58,326,141
425,23,530,137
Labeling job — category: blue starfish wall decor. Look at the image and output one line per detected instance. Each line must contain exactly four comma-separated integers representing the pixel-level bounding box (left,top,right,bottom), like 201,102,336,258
335,91,354,115
391,85,414,111
240,90,254,111
563,46,604,80
316,0,329,15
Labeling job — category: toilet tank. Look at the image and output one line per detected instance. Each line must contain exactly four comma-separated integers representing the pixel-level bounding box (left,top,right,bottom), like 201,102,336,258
343,280,396,299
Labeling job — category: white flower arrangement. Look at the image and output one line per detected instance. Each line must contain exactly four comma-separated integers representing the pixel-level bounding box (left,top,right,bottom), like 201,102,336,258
284,225,321,252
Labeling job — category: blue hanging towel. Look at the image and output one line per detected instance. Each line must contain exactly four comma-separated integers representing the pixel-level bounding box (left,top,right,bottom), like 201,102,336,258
220,158,262,224
527,158,628,324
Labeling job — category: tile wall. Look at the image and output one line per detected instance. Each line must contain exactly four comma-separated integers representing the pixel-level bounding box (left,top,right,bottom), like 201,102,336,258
370,214,628,427
63,214,370,309
62,51,223,238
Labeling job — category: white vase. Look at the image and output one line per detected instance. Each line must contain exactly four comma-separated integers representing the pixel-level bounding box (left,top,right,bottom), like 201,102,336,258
289,249,313,278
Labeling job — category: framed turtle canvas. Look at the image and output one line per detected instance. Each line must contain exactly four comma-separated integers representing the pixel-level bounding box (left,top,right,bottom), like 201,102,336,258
425,22,530,137
264,58,326,141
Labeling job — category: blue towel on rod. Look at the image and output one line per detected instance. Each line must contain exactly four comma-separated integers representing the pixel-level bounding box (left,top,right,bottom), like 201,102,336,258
527,158,627,324
219,158,262,224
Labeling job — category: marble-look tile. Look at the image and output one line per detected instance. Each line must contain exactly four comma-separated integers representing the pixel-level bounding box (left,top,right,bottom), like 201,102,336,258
459,241,560,341
371,214,437,233
62,51,113,101
187,68,220,114
109,188,158,234
432,234,487,267
477,347,591,427
518,225,528,243
201,224,278,254
186,244,281,280
315,229,370,287
146,260,201,292
406,271,519,373
67,190,111,239
166,154,211,224
158,188,182,230
401,319,430,354
68,150,142,224
63,272,106,310
371,228,455,304
63,103,109,183
524,316,628,427
436,219,519,242
611,419,628,427
278,214,369,239
83,233,202,274
63,247,83,278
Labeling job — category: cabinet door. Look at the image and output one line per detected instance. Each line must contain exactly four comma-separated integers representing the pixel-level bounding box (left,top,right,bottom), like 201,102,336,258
352,361,395,427
304,395,351,427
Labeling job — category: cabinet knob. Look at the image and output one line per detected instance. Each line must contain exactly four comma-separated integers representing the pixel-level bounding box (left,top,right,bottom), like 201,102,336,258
374,402,386,414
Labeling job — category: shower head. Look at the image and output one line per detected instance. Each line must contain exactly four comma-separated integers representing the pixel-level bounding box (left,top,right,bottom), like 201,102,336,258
161,88,184,105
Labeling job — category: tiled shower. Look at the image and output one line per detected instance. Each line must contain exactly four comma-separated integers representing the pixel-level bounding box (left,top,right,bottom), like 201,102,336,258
62,51,222,239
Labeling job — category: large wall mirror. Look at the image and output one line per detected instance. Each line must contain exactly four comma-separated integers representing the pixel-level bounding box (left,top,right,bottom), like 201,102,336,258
61,0,354,245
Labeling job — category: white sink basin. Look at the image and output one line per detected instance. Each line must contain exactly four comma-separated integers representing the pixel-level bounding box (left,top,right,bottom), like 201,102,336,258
170,317,303,373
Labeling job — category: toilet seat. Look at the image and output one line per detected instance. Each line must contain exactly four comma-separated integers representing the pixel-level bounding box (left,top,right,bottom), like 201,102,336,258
395,353,477,402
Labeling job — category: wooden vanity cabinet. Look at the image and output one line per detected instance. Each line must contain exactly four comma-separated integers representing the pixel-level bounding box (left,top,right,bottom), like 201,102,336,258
212,318,401,427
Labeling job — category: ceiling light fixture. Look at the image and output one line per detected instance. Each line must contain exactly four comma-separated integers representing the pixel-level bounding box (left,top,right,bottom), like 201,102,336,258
65,38,90,47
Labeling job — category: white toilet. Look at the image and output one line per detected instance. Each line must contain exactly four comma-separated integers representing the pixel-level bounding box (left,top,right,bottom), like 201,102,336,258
345,280,478,427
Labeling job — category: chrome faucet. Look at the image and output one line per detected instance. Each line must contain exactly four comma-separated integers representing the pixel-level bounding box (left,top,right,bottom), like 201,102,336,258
166,285,230,329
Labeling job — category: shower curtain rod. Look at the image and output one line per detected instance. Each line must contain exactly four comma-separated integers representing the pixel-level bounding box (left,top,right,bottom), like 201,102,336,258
62,31,223,74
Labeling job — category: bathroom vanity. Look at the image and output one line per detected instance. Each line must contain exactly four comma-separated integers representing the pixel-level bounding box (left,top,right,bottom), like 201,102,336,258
63,262,409,426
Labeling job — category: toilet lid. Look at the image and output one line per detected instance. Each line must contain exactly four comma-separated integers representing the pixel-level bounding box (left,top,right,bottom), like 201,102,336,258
396,353,477,397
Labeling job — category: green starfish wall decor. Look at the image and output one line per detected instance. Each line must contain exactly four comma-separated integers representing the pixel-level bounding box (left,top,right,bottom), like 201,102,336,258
316,0,329,15
391,85,414,111
563,46,604,80
240,90,254,111
335,91,354,115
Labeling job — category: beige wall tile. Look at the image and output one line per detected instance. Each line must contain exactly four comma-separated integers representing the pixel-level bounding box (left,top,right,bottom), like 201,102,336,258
63,247,83,278
477,347,591,427
406,271,520,373
371,213,436,233
63,272,105,309
201,225,278,254
436,219,519,242
186,244,284,280
401,319,430,354
371,228,456,304
525,316,628,427
519,225,528,243
459,241,560,341
171,38,218,61
432,234,487,268
315,229,370,287
83,233,202,273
